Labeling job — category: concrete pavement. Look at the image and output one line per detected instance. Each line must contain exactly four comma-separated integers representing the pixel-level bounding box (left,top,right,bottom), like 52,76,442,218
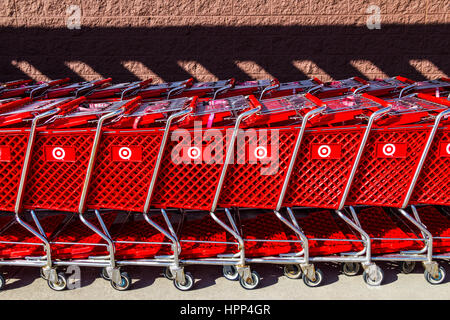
0,261,449,300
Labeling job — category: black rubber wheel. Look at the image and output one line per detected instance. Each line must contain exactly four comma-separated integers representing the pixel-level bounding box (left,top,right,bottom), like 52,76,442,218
363,267,384,286
223,265,239,281
401,261,416,274
100,267,111,281
163,267,175,280
111,272,132,291
302,269,324,288
174,272,194,291
342,262,361,276
239,271,260,290
424,266,446,285
283,264,302,279
48,272,67,291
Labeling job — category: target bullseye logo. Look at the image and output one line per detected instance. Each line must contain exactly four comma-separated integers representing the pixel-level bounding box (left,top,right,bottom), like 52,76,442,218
45,146,76,162
111,146,142,162
118,147,132,160
311,144,342,159
376,142,407,158
382,143,396,156
438,142,450,157
318,145,331,158
52,147,66,160
188,147,201,159
254,146,267,159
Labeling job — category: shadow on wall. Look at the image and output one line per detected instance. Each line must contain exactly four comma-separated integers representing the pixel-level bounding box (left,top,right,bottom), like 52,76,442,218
0,24,448,82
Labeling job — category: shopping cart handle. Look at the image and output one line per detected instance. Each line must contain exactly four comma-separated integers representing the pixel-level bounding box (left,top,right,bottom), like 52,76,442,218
138,78,153,88
48,78,71,87
259,80,281,99
361,93,390,108
0,97,32,113
396,75,416,84
304,93,326,107
417,93,450,108
121,96,143,115
57,96,87,115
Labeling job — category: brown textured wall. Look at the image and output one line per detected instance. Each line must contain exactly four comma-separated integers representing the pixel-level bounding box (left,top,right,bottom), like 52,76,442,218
0,0,448,82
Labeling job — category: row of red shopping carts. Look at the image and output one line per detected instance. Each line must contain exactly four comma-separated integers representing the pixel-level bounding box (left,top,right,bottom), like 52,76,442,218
0,75,448,291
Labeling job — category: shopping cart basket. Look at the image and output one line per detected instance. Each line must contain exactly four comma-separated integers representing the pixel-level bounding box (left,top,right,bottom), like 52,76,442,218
0,78,71,99
0,97,87,290
342,93,450,284
15,97,142,291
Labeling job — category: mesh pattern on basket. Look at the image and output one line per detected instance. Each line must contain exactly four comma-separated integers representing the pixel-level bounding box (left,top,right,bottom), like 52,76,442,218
241,212,294,257
0,133,28,212
87,131,163,212
411,129,450,205
23,132,94,212
179,213,238,258
152,129,226,211
50,213,116,259
347,128,429,207
111,214,172,259
416,206,450,253
0,215,65,259
283,128,363,209
219,129,297,209
357,207,416,254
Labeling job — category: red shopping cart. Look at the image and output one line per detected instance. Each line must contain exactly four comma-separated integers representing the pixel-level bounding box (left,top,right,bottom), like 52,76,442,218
14,97,142,291
0,96,87,290
44,78,112,99
0,78,71,99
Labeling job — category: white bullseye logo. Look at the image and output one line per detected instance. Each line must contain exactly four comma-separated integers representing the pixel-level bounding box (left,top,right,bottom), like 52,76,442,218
254,146,267,159
446,143,450,155
118,147,132,160
382,143,396,156
52,147,65,160
188,147,201,159
318,145,331,158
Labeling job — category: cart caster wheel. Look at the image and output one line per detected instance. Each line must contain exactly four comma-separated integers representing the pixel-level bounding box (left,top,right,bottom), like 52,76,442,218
342,262,361,276
163,267,175,280
111,272,131,291
223,265,239,281
401,261,416,274
48,272,67,291
0,274,5,290
283,264,302,279
363,267,384,286
239,271,260,290
100,267,111,281
174,272,194,291
424,266,446,285
303,269,323,287
40,268,48,280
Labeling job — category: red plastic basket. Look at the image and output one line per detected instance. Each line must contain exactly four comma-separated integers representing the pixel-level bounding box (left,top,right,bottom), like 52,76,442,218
0,215,65,259
357,207,416,254
410,127,450,205
179,213,238,259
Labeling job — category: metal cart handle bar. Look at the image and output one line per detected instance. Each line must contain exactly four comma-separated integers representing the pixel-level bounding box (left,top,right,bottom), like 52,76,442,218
75,78,112,98
120,78,153,101
3,79,33,88
14,96,87,213
259,79,281,100
337,105,392,210
212,78,236,100
166,78,194,100
402,106,450,208
29,78,71,99
143,100,196,214
78,96,142,214
306,84,324,95
210,105,263,213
